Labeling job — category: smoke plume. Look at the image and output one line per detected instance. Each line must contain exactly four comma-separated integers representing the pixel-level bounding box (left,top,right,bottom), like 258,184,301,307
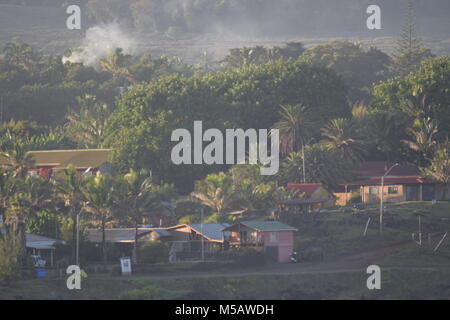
62,23,137,67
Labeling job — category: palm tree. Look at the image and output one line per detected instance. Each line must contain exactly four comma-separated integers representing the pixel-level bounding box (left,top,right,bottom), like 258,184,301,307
53,165,86,264
422,143,450,200
191,172,235,215
401,94,433,119
5,193,30,265
401,117,439,166
351,101,370,124
0,144,36,178
99,48,136,84
117,169,167,263
2,175,51,265
280,145,354,190
0,168,17,229
65,95,112,148
82,173,117,264
370,110,406,162
321,118,366,164
272,104,312,183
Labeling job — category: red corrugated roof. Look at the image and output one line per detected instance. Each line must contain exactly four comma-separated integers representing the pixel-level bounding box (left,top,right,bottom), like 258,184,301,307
286,183,323,196
343,176,437,186
356,161,420,178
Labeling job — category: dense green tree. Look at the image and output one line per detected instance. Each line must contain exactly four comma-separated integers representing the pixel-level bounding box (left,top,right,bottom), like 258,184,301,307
106,59,348,191
422,143,450,200
302,41,391,101
2,39,42,75
221,46,277,69
372,56,450,134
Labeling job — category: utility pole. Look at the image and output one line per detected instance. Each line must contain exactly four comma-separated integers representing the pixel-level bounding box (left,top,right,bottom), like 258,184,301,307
76,210,80,266
418,215,422,246
380,163,399,234
201,207,205,261
76,203,88,266
302,143,306,183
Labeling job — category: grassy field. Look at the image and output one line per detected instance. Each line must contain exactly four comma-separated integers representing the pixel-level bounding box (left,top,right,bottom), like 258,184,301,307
1,268,449,300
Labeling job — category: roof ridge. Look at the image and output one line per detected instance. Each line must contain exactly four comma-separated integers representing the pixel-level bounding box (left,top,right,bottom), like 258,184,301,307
28,149,113,153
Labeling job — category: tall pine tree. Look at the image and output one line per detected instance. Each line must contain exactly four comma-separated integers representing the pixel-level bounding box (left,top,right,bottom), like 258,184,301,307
391,0,433,77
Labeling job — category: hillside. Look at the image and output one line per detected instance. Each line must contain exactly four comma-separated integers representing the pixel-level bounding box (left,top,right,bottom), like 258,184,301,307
1,4,450,61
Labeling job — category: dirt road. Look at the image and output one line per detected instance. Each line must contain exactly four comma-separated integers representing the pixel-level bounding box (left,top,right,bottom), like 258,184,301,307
146,241,450,280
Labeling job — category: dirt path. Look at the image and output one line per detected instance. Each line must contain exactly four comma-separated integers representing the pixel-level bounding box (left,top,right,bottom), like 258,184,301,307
145,241,450,280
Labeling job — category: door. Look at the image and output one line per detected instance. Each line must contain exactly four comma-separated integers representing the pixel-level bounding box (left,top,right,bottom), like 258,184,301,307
405,185,419,201
265,246,279,263
422,184,435,201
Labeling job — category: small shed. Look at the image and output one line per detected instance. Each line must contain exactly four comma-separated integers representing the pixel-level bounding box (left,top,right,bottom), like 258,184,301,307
26,233,65,267
222,221,298,263
86,228,160,259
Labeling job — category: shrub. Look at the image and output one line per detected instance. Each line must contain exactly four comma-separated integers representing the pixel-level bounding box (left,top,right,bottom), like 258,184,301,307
119,285,162,300
178,214,200,225
119,285,188,300
0,234,21,283
139,241,169,264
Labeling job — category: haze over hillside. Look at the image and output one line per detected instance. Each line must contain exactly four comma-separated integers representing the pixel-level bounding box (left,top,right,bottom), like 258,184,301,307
1,0,450,60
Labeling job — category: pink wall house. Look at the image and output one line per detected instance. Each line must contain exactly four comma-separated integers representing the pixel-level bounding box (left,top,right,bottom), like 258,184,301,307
223,221,298,263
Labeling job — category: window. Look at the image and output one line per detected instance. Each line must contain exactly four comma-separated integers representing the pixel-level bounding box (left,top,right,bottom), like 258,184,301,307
270,232,278,242
369,186,378,195
388,186,398,194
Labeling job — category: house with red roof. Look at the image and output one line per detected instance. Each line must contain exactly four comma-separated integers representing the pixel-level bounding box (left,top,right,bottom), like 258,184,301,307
339,161,450,204
284,183,335,210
